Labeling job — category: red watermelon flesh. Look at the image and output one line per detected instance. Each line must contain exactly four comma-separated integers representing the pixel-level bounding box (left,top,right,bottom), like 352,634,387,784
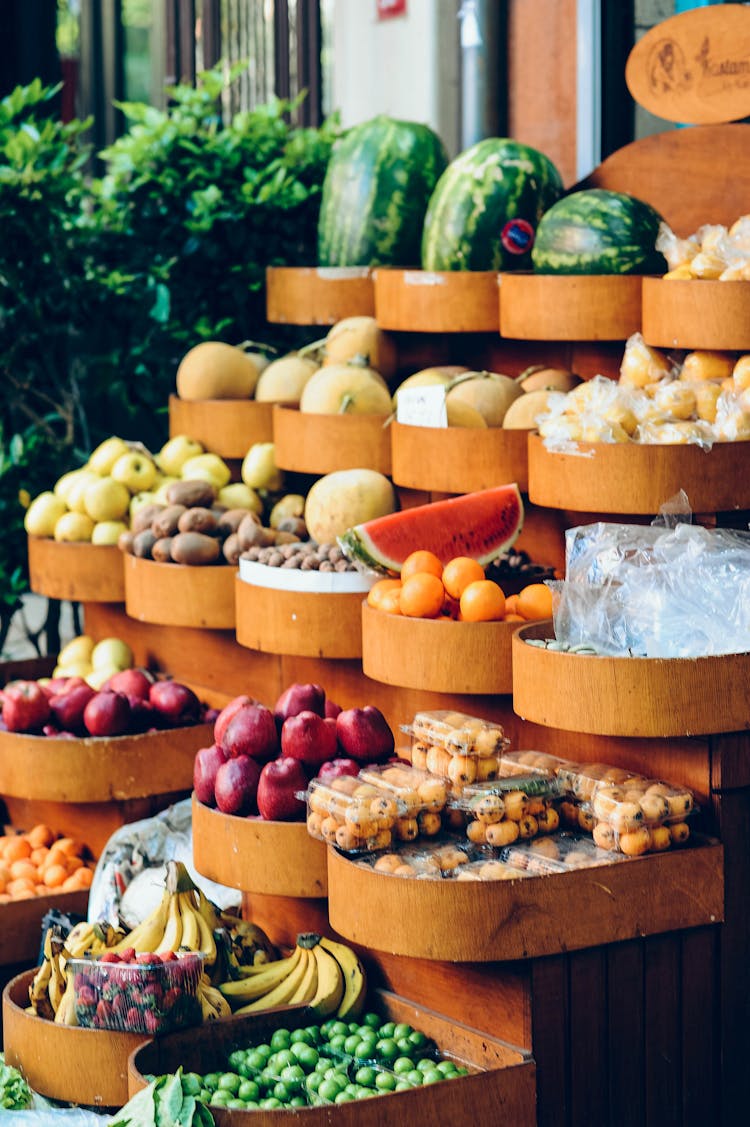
338,484,524,571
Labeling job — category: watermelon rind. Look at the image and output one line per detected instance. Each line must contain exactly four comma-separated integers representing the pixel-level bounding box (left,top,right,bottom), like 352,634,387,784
317,115,449,268
531,188,667,275
420,138,564,272
338,485,525,572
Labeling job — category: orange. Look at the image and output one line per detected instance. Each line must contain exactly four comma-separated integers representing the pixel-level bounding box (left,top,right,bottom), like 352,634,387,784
70,866,93,889
44,847,69,871
459,580,506,622
27,823,55,849
504,593,520,615
504,613,526,622
367,578,402,609
399,573,446,619
43,864,68,889
517,582,554,621
400,550,443,582
9,859,37,883
55,837,86,858
7,877,36,899
3,837,32,863
30,847,49,866
379,589,404,615
442,556,485,600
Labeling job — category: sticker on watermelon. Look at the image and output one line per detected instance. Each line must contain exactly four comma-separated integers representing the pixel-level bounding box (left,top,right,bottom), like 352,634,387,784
501,218,535,256
338,484,524,572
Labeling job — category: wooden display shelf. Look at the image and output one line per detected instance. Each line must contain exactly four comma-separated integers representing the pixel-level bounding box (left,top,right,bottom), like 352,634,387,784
2,970,147,1108
641,276,750,351
128,988,535,1125
192,796,327,898
512,622,750,737
499,273,642,341
0,890,89,967
124,555,236,629
527,431,750,514
168,395,273,459
266,266,375,324
0,721,213,803
390,420,528,493
272,405,391,476
362,600,514,694
235,575,365,660
28,538,124,603
328,840,723,962
374,268,500,333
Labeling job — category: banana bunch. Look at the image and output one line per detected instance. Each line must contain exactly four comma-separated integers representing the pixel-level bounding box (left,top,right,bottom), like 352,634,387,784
64,920,123,961
28,929,71,1021
196,972,232,1021
219,933,366,1019
110,862,218,967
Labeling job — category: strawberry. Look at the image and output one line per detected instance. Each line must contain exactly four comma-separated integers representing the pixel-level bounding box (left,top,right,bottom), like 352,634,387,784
98,952,121,964
95,999,113,1026
135,952,161,966
143,1009,161,1034
76,985,97,1008
118,947,137,964
125,1006,141,1028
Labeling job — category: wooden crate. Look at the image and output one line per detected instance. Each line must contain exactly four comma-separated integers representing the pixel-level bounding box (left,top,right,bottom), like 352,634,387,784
500,274,642,341
0,890,89,967
374,268,500,333
124,555,236,629
168,395,273,459
273,405,391,476
390,421,528,493
28,538,124,603
266,266,374,324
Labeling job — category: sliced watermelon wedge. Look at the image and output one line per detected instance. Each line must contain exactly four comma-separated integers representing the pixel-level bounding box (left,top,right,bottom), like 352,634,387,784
339,484,524,572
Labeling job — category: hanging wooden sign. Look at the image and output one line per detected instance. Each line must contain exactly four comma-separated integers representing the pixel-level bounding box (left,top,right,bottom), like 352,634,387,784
626,3,750,124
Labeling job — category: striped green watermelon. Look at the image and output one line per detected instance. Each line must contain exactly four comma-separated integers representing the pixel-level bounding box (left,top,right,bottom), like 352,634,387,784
531,188,667,275
339,484,524,571
420,138,563,272
317,116,448,267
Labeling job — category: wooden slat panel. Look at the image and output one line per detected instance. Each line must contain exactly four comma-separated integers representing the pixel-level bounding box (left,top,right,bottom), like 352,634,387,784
607,940,646,1125
681,927,719,1126
644,934,682,1125
531,956,570,1127
568,948,608,1122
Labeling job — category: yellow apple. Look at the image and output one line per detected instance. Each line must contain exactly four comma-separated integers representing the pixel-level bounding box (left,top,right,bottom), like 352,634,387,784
111,452,158,493
57,634,95,666
87,436,131,475
129,491,158,519
54,511,95,542
54,468,96,504
181,453,231,489
84,477,131,522
66,470,103,514
53,660,94,679
217,482,263,512
92,519,129,545
91,637,133,672
241,442,284,491
24,492,68,537
157,435,204,476
85,665,123,690
153,477,179,504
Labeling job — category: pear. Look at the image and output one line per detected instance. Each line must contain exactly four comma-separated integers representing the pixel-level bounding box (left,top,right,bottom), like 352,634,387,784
218,482,263,513
57,634,95,667
66,470,104,514
91,637,133,672
241,443,284,492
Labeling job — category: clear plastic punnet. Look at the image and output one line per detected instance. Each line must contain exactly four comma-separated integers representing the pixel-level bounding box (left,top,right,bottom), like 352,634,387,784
499,832,627,874
498,749,576,779
586,776,696,855
305,775,406,853
69,950,203,1034
448,776,562,847
357,763,450,842
361,839,486,879
402,710,510,791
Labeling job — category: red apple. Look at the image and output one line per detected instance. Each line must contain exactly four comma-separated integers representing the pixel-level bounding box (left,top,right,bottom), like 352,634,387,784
2,680,51,733
40,676,75,701
49,682,96,736
149,680,201,727
222,703,278,762
214,695,256,747
257,756,308,821
316,757,361,785
83,690,131,738
128,699,162,734
324,698,343,720
193,743,228,806
273,683,326,729
214,754,261,816
336,706,394,763
280,711,338,769
106,668,153,701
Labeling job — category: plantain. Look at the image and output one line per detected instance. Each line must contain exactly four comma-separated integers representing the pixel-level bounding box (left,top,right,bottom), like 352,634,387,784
219,948,302,1005
318,936,367,1019
309,940,345,1017
234,947,310,1014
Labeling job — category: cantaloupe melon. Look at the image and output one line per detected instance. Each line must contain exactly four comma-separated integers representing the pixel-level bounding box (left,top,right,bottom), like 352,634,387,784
254,354,320,404
300,365,392,415
304,469,397,545
445,372,523,426
176,342,267,400
323,317,398,379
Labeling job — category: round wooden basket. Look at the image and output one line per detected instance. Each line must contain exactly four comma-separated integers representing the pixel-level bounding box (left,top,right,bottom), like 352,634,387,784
27,538,124,603
168,395,273,458
0,721,213,803
374,268,500,332
499,273,643,340
235,575,364,659
272,405,392,475
192,796,327,898
512,622,750,737
527,431,750,513
0,890,90,967
642,277,750,350
124,555,236,629
390,421,528,492
2,970,146,1108
361,601,515,694
266,266,375,324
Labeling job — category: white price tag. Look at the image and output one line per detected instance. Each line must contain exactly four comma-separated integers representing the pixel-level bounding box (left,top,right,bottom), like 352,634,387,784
396,385,448,428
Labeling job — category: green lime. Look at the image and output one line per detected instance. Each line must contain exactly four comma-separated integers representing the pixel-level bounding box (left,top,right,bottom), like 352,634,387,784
242,1101,260,1109
291,1042,319,1070
395,1080,413,1091
335,1091,355,1103
202,1072,221,1091
328,1020,348,1038
374,1071,397,1092
379,1021,396,1038
361,1012,381,1029
393,1023,413,1040
348,1021,361,1033
225,1098,246,1110
261,1097,282,1109
393,1056,415,1075
238,1079,260,1101
217,1073,241,1094
319,1077,346,1102
254,1044,273,1062
409,1030,428,1050
417,1058,436,1073
280,1064,306,1084
436,1060,458,1075
354,1040,376,1060
356,1087,377,1099
181,1072,202,1097
375,1037,399,1062
227,1050,246,1071
271,1049,295,1070
344,1033,363,1055
209,1092,230,1107
396,1036,413,1054
455,1066,470,1076
328,1033,347,1053
244,1050,267,1071
355,1066,378,1087
406,1069,424,1086
324,1067,346,1081
238,1060,257,1080
273,1081,292,1102
345,1083,360,1096
306,1073,323,1094
421,1068,444,1084
290,1027,314,1045
290,1096,307,1107
270,1028,292,1051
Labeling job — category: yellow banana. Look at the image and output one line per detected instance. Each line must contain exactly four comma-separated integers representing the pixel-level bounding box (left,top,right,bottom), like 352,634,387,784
289,946,318,1006
47,951,66,1014
319,936,367,1019
178,892,200,952
65,922,97,959
235,947,309,1014
54,975,78,1026
112,889,170,955
197,975,232,1020
190,896,217,967
309,941,345,1017
155,892,183,955
219,948,302,1004
197,888,221,931
28,958,55,1020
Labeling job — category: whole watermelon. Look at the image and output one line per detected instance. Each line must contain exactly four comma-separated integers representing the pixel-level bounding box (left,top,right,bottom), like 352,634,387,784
317,116,449,268
420,138,564,272
531,188,667,275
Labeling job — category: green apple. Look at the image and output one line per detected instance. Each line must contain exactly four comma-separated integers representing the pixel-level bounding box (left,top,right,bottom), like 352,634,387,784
86,665,123,690
53,660,93,679
111,452,158,493
66,470,103,514
58,634,95,667
87,436,131,476
83,477,131,523
92,519,129,545
157,434,205,476
91,637,133,672
153,477,179,504
24,491,68,537
241,442,284,491
218,482,263,513
129,491,158,519
54,511,95,542
181,453,232,489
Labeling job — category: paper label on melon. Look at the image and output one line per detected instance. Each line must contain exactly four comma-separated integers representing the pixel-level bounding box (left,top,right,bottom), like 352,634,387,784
338,484,524,571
